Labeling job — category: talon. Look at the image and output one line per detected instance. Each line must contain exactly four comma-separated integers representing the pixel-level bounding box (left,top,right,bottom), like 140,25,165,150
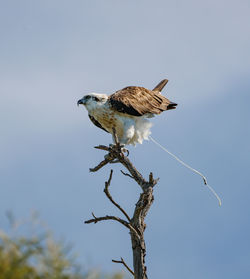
121,148,129,156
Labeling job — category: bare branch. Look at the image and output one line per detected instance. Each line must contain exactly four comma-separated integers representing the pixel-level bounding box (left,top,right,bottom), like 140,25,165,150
84,213,139,238
89,154,114,172
104,170,131,222
117,154,158,190
85,214,130,228
91,140,158,191
89,159,109,172
120,170,134,179
112,257,134,276
149,172,153,184
94,145,110,151
106,169,113,185
149,172,159,185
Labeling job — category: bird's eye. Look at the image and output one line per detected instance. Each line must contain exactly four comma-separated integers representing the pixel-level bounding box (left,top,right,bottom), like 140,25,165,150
93,97,99,101
85,95,91,100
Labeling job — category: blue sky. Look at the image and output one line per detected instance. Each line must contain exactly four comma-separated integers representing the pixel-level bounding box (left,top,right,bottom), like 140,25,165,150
1,0,250,278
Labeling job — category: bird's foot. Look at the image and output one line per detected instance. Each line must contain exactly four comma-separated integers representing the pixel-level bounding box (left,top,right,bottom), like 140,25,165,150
121,147,129,156
109,143,129,156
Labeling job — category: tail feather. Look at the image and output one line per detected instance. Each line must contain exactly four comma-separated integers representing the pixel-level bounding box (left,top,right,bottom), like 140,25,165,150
167,102,178,110
153,79,177,110
153,79,168,92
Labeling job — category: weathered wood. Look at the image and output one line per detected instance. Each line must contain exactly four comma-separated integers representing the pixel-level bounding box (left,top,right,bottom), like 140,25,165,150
130,187,154,279
85,140,158,279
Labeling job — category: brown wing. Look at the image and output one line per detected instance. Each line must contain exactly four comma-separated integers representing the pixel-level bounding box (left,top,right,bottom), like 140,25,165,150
88,114,109,133
108,86,177,116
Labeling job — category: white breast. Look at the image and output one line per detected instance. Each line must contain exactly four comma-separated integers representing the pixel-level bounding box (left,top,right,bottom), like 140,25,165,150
87,102,152,145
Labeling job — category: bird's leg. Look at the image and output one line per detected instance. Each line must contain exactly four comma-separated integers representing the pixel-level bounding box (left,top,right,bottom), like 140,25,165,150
116,143,129,157
110,127,129,156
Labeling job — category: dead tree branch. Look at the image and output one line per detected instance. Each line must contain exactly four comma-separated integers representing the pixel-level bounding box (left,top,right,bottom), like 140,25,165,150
104,170,131,222
85,129,158,279
85,213,130,230
90,143,158,190
85,211,140,240
112,257,135,276
120,169,134,179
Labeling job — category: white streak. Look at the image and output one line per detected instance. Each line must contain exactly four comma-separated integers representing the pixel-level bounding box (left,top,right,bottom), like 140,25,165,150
149,136,222,206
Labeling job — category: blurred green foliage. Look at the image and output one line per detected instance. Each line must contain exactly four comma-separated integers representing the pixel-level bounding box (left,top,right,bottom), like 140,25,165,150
0,212,125,279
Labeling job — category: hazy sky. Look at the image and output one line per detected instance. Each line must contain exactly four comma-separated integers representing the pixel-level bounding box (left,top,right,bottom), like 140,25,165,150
1,0,250,278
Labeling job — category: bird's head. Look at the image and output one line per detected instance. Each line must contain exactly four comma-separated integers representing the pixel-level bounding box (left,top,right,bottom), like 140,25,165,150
77,93,108,111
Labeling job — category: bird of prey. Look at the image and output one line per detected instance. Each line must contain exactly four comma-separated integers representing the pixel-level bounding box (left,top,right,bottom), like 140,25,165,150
77,79,177,145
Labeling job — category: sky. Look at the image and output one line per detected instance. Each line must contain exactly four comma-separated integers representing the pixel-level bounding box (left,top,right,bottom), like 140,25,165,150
0,0,250,278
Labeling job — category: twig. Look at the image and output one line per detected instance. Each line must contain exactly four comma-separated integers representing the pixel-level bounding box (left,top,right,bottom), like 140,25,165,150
118,155,158,190
89,152,116,172
120,170,134,180
85,213,139,238
89,158,110,172
85,214,129,228
104,170,131,222
94,145,110,151
112,257,134,276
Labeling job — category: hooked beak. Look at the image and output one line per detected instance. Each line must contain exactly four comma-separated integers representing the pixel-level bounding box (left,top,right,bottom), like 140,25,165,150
77,99,84,106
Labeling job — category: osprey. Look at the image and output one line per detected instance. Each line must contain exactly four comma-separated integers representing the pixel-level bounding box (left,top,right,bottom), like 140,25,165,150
77,79,177,145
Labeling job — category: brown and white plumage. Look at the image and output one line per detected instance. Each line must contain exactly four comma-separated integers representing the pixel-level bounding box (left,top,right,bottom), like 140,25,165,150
78,79,177,145
109,85,176,117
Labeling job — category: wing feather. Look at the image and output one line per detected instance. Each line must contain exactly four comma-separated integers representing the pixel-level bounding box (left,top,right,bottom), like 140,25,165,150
88,114,109,133
108,86,177,116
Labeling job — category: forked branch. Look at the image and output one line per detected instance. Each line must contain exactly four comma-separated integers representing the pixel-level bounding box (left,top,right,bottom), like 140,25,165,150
104,170,131,222
85,213,130,230
85,129,158,279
